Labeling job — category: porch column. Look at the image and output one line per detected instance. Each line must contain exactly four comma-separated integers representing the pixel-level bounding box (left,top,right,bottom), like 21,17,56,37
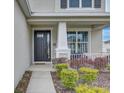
55,22,70,59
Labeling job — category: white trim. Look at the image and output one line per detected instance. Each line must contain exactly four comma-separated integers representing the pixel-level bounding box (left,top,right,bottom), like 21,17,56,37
32,27,53,64
25,0,32,15
92,0,94,8
28,16,110,24
67,0,69,8
67,28,92,31
88,30,92,53
79,0,82,8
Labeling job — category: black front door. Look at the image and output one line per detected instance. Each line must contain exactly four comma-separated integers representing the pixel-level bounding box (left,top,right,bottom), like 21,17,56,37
34,31,51,61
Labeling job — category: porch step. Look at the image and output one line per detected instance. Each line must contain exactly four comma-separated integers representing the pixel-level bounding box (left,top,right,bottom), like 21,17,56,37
27,63,55,72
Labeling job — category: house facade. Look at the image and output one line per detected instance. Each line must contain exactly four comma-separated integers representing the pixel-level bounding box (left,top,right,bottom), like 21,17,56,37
14,0,110,88
103,40,110,53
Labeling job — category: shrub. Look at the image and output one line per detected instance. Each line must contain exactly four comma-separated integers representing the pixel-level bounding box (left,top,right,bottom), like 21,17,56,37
14,89,22,93
55,63,68,77
60,69,79,89
75,84,109,93
75,84,89,93
106,64,110,71
94,57,108,69
93,87,110,93
79,67,99,83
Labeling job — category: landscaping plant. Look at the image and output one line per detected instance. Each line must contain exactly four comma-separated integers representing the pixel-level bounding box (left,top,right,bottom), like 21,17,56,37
60,69,79,89
14,89,22,93
75,84,109,93
106,64,110,71
55,63,68,78
94,57,108,69
79,67,99,84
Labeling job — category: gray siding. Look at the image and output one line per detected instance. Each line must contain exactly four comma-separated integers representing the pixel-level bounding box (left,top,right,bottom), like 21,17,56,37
14,1,31,88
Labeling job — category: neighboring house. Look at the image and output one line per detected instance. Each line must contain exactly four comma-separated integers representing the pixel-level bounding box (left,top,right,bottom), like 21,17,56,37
103,40,110,53
14,0,110,88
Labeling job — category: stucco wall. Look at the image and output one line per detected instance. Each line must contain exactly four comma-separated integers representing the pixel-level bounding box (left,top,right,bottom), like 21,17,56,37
28,0,106,13
102,42,110,53
52,26,57,58
91,29,102,53
14,1,31,88
55,0,105,13
28,0,55,12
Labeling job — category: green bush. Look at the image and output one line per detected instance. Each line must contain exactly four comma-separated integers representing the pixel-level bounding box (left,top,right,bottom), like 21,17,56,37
75,84,89,93
55,63,68,77
75,84,109,93
106,64,110,71
79,67,99,83
93,87,110,93
14,89,22,93
60,69,79,89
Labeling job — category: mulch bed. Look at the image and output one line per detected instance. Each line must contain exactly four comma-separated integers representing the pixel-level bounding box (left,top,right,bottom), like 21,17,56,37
51,71,110,93
15,71,32,93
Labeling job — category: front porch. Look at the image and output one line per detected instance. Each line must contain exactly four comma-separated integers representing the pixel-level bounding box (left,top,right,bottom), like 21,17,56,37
30,18,109,63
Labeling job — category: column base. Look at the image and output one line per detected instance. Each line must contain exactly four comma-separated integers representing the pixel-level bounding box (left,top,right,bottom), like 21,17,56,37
55,48,71,59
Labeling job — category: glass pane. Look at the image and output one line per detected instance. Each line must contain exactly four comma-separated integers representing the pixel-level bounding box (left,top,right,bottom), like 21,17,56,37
69,0,79,8
77,32,88,42
68,43,76,54
37,34,43,38
82,0,92,7
94,0,101,8
67,32,76,42
77,43,88,53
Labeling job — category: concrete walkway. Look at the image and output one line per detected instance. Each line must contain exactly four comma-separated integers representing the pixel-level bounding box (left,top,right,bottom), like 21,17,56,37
26,64,56,93
27,64,55,72
26,71,56,93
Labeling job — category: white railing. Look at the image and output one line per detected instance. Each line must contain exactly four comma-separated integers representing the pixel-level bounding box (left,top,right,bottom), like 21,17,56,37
70,53,110,69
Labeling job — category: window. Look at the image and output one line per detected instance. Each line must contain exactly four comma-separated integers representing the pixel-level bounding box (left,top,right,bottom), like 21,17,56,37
69,0,79,8
94,0,101,8
67,31,88,54
60,0,101,9
82,0,92,8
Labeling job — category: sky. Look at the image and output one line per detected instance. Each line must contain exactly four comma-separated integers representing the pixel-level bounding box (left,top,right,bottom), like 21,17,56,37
103,26,110,41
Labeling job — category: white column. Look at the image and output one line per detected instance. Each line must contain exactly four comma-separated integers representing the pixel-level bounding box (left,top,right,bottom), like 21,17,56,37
55,22,70,59
105,0,110,12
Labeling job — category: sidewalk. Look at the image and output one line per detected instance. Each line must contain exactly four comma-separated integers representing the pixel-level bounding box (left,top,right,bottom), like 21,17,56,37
26,71,56,93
